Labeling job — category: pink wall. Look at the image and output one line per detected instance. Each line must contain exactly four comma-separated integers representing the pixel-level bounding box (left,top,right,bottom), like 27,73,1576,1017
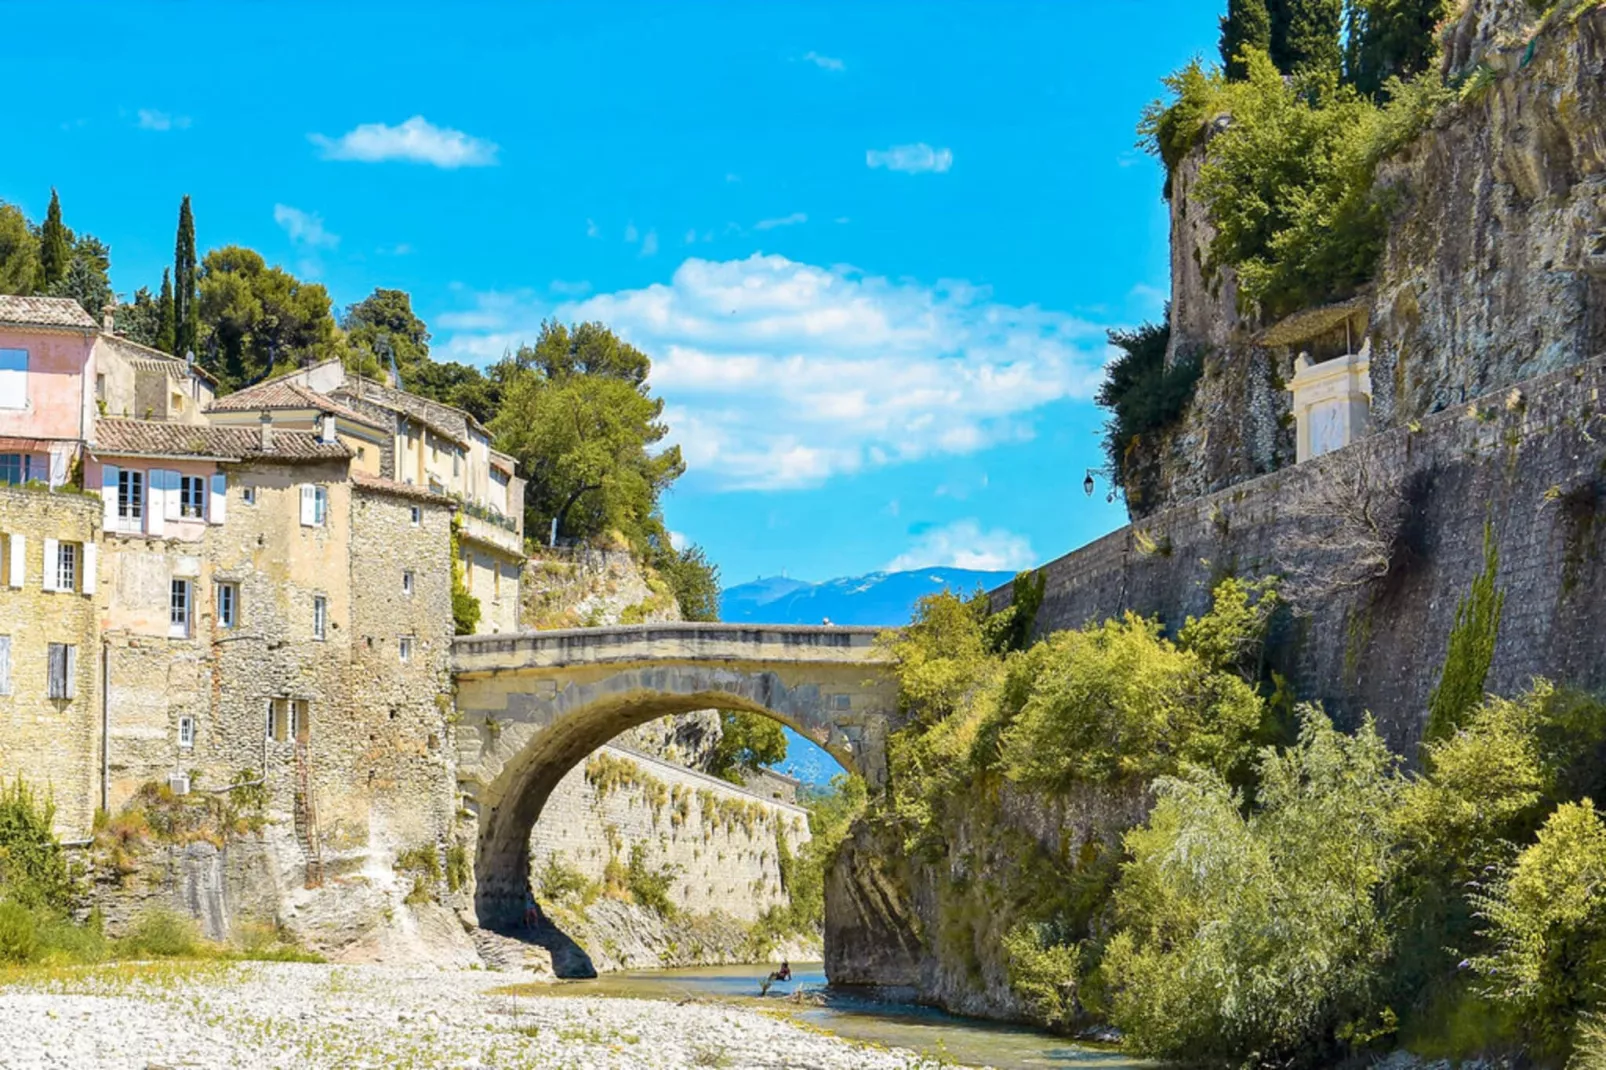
0,327,95,441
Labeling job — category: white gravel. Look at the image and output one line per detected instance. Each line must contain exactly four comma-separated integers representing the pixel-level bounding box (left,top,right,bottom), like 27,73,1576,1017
0,961,950,1069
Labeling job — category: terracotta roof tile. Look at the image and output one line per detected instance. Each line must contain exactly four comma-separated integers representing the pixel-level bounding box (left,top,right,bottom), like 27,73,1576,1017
208,378,383,430
351,472,453,504
0,295,98,330
92,418,352,463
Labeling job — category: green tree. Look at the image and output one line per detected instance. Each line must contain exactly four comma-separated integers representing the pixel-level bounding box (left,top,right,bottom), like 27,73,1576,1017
195,246,346,392
1346,0,1451,98
489,321,683,547
0,779,73,913
48,235,112,320
1094,312,1199,498
155,268,176,354
709,712,789,784
342,287,431,380
114,287,163,346
1282,0,1345,76
173,195,199,359
650,540,721,622
1221,0,1273,79
0,203,40,294
38,189,70,290
1425,522,1504,742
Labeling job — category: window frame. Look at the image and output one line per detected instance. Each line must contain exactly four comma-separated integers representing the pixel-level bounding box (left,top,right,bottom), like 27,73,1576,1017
312,595,328,641
118,469,144,523
0,453,32,486
178,475,206,520
0,348,27,411
54,541,77,593
216,582,238,629
178,716,195,749
241,486,257,506
410,505,421,526
313,486,329,526
399,635,414,664
402,570,415,597
169,578,192,638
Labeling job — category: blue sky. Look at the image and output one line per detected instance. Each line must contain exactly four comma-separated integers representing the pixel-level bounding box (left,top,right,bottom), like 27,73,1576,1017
2,1,1220,585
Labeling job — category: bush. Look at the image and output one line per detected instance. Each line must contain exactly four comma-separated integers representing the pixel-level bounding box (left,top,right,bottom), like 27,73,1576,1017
1095,317,1200,493
118,908,202,958
0,779,73,912
0,901,39,964
1424,522,1505,742
1471,800,1606,1059
625,844,679,918
537,853,596,906
1001,924,1081,1029
1102,708,1401,1065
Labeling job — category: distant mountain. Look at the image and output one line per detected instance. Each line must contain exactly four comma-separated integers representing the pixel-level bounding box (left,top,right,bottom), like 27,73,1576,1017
721,567,1017,628
720,566,1019,787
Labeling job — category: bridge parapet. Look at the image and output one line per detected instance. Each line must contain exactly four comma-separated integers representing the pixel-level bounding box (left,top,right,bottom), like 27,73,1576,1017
452,622,890,674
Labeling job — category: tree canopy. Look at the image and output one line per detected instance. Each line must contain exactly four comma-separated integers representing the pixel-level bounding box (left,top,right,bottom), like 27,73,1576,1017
196,246,345,391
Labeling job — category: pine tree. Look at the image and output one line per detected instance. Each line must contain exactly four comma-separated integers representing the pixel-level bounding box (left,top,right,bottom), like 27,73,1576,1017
155,268,176,354
39,189,70,290
173,196,198,360
1220,0,1273,80
1282,0,1344,76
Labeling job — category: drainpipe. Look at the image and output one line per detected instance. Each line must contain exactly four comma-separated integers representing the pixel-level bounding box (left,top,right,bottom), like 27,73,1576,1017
100,640,110,815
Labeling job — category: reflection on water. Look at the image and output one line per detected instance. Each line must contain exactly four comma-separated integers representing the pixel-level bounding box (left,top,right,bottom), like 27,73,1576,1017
540,962,1148,1070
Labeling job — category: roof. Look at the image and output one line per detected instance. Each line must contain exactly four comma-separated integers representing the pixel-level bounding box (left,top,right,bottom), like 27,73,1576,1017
0,296,97,331
1256,296,1370,348
334,376,483,445
351,472,453,505
97,333,219,384
91,418,352,463
208,378,384,431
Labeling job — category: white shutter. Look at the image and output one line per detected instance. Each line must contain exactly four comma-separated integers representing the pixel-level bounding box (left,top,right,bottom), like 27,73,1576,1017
101,465,120,530
161,470,181,520
41,538,58,592
81,542,97,596
209,473,227,525
0,636,10,696
6,534,21,589
300,484,317,527
145,470,164,536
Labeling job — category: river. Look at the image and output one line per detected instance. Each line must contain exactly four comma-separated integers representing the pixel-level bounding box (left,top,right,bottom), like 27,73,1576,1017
519,962,1148,1069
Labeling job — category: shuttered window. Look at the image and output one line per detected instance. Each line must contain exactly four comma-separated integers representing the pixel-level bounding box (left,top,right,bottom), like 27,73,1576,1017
46,643,75,700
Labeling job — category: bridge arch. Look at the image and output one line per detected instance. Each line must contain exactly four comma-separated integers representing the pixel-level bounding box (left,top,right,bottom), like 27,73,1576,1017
451,624,898,929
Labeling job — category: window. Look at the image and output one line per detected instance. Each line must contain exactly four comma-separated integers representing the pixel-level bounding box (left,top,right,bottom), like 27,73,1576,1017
54,542,77,593
410,506,421,526
399,636,414,663
267,698,288,742
241,486,257,506
0,635,10,696
0,454,33,485
179,475,206,519
170,579,191,638
118,469,144,522
402,570,414,597
312,595,327,640
46,643,75,700
292,699,309,741
178,716,195,749
216,582,238,629
95,374,106,402
452,450,460,477
0,349,26,410
300,485,329,527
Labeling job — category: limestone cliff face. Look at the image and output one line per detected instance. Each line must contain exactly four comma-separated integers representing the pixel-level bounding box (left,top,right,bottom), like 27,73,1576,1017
827,782,1150,1024
1369,5,1606,426
1132,2,1606,518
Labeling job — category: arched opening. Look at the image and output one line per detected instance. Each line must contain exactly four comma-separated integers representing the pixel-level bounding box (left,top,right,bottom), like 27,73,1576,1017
473,687,861,932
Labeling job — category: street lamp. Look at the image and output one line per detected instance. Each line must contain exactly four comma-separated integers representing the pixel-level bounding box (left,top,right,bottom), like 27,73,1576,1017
1084,471,1096,497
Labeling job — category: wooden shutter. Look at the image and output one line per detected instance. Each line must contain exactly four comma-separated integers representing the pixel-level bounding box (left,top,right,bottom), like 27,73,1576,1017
101,465,120,529
145,470,164,536
161,470,181,520
47,644,64,699
41,538,58,592
6,534,21,589
81,542,97,596
209,473,227,525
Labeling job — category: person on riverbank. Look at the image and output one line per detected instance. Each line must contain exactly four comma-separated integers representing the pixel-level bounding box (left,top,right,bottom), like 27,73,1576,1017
760,961,792,996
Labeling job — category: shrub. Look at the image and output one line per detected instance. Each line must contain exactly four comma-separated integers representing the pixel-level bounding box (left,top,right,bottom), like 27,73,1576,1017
1103,708,1401,1064
0,901,39,964
118,908,202,958
0,779,73,912
1471,800,1606,1059
1001,924,1081,1029
1425,522,1505,742
1094,316,1199,493
536,853,596,905
625,844,678,917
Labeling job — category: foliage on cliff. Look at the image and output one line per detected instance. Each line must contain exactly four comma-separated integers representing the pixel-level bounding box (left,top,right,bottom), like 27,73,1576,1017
1424,521,1505,742
1094,314,1201,495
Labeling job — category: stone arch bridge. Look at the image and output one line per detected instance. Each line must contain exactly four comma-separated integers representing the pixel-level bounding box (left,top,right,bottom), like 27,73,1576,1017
451,623,900,928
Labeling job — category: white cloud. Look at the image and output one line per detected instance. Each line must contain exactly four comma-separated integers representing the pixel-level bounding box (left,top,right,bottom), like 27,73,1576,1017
866,143,953,174
753,212,807,231
586,219,602,239
309,116,498,168
273,204,339,249
437,254,1112,490
549,279,592,297
885,520,1035,572
802,51,845,71
640,229,659,257
669,531,688,552
137,109,190,131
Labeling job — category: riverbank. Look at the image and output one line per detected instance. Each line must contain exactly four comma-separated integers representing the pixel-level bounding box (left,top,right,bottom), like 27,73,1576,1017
0,960,947,1068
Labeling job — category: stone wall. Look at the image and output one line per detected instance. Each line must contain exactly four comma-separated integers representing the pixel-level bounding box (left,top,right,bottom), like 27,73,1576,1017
0,486,102,838
529,744,810,925
1002,354,1606,753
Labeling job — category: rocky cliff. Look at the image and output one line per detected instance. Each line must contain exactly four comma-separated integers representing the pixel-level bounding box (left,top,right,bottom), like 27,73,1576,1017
1129,2,1606,518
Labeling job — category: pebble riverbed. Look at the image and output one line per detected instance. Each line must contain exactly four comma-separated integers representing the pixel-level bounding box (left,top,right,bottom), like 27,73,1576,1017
0,960,957,1069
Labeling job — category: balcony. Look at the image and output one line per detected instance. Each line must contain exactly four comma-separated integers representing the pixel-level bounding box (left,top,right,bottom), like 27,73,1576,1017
456,505,523,558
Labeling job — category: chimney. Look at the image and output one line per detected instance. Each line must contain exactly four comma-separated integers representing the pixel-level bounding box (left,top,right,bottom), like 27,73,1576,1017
258,411,275,452
102,301,117,334
318,411,336,443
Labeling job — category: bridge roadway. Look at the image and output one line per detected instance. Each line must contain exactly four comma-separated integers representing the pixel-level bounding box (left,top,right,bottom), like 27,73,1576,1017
449,622,900,928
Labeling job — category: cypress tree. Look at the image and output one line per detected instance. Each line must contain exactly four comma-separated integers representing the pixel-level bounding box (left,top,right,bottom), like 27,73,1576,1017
39,189,70,290
173,196,198,359
1221,0,1273,80
1282,0,1345,76
155,268,176,354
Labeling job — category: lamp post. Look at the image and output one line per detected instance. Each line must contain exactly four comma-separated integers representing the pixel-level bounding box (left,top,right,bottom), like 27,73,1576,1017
1084,471,1096,498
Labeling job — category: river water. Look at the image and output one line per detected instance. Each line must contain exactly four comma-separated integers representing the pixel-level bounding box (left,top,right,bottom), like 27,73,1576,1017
530,962,1147,1069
